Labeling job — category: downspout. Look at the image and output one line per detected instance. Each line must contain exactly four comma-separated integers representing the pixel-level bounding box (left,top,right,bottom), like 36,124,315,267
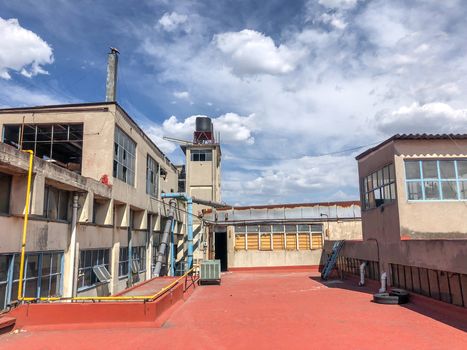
127,210,133,287
170,216,176,276
187,197,193,270
69,193,79,297
379,272,387,293
154,199,176,277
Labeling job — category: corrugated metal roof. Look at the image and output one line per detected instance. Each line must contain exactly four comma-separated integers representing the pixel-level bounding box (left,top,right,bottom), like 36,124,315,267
204,202,361,224
356,134,467,161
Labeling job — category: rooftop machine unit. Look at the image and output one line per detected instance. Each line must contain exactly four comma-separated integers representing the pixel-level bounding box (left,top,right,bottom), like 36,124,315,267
199,260,221,285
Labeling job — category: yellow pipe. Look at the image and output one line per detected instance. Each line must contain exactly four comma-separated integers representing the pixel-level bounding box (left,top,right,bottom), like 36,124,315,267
18,150,34,301
21,266,198,303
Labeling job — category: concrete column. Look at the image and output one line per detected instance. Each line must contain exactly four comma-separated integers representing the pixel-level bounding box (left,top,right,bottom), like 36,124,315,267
105,48,119,102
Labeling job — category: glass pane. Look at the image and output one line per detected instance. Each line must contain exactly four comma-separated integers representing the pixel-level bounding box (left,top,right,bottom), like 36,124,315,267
0,255,9,281
407,182,422,200
383,166,390,185
259,225,271,232
458,160,467,179
460,181,467,199
441,181,458,200
388,163,395,182
26,255,39,278
41,254,51,276
24,278,38,298
297,224,309,232
310,224,323,232
0,283,6,310
246,225,259,232
235,225,246,233
439,161,456,179
366,175,373,191
272,224,284,232
50,275,59,296
40,276,50,297
422,161,438,179
377,169,384,187
285,225,296,232
51,253,61,274
58,191,69,220
424,181,440,200
405,161,420,179
390,183,396,200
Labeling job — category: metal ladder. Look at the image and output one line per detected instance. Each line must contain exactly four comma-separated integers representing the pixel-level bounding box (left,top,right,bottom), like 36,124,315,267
321,240,345,280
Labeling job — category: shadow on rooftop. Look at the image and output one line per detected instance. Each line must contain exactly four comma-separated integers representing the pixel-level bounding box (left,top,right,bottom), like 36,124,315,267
309,275,467,333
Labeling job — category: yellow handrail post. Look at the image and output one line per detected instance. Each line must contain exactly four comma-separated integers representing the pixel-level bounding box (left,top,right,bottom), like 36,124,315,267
18,150,34,301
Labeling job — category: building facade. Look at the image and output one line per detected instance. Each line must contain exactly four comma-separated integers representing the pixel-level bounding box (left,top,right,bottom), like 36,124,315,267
0,102,188,310
332,134,467,308
204,202,362,270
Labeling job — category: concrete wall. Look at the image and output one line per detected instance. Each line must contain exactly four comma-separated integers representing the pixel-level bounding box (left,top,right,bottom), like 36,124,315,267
394,139,467,239
327,220,362,241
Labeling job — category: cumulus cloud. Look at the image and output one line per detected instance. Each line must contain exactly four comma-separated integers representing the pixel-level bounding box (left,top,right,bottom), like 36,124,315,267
223,154,358,204
144,112,257,154
214,29,306,75
173,91,190,100
318,0,358,9
158,12,188,32
376,102,467,135
319,13,347,29
0,17,53,79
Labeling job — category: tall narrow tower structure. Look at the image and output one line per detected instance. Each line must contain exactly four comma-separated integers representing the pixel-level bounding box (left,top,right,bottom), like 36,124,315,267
181,117,221,260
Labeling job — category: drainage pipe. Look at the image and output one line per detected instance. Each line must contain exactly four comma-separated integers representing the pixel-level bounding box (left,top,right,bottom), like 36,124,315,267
187,197,193,270
359,262,366,287
69,193,79,297
154,199,176,277
379,272,387,293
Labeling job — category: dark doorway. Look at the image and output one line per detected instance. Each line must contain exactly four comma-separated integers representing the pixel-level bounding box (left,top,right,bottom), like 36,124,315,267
215,232,228,271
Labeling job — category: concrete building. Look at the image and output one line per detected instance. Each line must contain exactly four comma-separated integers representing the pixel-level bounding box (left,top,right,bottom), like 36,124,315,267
331,134,467,308
204,202,362,271
0,102,188,310
177,116,222,263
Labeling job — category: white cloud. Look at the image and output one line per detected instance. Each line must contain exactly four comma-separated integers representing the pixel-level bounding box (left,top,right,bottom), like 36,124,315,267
376,102,467,135
144,112,257,154
318,0,358,9
319,13,347,30
214,29,306,76
0,17,53,79
223,154,358,204
173,91,190,100
158,12,188,32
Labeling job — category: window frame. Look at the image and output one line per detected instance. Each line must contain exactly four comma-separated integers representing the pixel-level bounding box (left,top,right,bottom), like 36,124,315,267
146,155,159,197
77,249,110,291
190,149,213,162
361,163,396,210
113,126,136,186
43,185,70,222
405,159,467,202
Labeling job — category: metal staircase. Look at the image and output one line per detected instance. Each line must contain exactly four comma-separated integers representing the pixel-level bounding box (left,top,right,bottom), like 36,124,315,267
321,240,345,280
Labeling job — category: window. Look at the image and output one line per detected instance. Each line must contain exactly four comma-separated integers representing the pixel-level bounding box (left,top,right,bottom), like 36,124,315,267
234,225,246,233
113,127,136,186
146,155,159,197
1,252,63,310
43,185,69,221
191,149,212,161
3,124,83,173
78,249,110,290
118,247,129,277
132,246,146,273
362,163,396,210
0,173,12,214
405,159,467,201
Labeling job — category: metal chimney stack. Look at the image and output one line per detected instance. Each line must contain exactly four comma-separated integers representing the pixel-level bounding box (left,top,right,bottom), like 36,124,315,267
105,47,119,102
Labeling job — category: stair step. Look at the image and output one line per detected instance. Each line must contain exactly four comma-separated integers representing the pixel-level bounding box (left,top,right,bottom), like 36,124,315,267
0,316,16,329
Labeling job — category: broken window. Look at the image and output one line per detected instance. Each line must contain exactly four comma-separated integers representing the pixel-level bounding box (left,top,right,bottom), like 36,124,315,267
118,247,129,277
113,127,136,186
362,163,396,210
146,155,159,197
191,149,212,162
132,246,146,273
77,249,110,290
2,124,83,173
0,173,12,214
43,185,70,221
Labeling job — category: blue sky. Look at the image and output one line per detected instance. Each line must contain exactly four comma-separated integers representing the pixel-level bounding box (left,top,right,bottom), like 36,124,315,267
1,0,467,205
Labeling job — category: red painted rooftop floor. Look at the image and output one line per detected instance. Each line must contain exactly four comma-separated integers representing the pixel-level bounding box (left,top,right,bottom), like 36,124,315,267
1,270,466,350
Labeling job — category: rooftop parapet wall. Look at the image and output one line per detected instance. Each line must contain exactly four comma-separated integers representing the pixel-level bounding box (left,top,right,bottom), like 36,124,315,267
204,201,361,224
